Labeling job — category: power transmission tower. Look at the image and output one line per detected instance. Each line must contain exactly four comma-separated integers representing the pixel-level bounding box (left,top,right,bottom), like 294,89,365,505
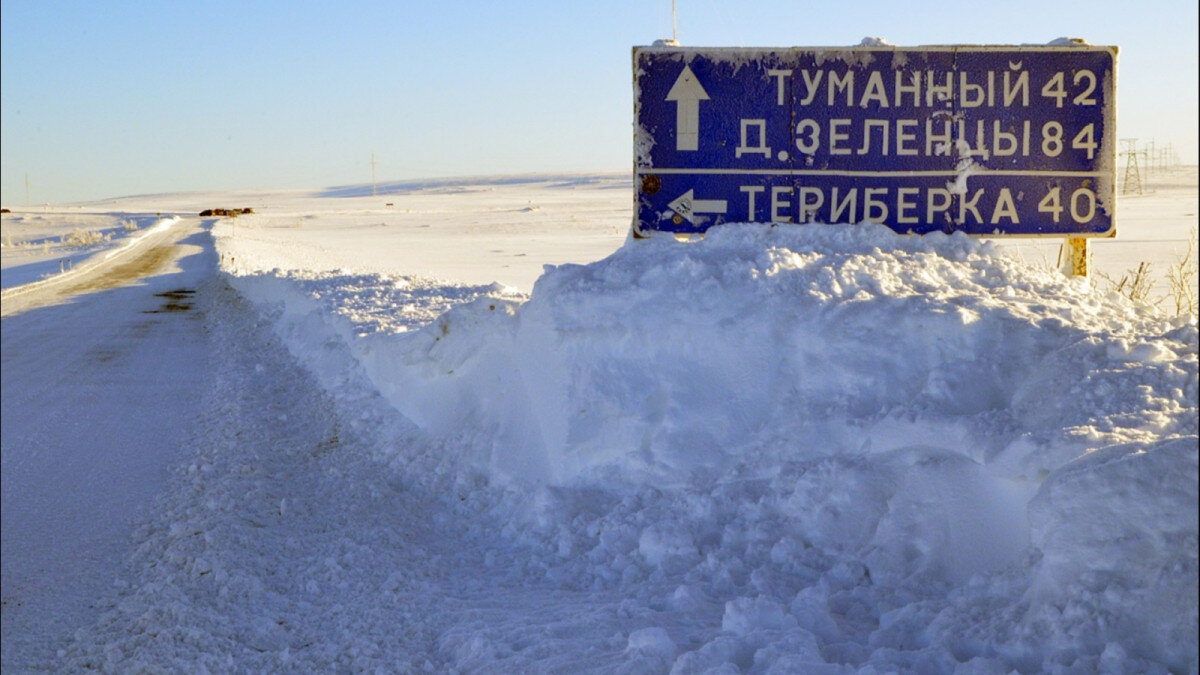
1120,138,1142,195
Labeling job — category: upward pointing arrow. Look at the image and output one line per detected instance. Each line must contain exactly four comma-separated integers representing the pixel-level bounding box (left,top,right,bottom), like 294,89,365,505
666,65,709,151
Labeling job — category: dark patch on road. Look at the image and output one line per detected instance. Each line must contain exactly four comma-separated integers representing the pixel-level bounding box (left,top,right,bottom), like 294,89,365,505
145,288,196,314
144,302,192,314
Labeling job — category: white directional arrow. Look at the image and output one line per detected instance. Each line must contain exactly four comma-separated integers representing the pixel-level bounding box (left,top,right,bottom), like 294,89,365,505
666,64,709,151
668,189,727,224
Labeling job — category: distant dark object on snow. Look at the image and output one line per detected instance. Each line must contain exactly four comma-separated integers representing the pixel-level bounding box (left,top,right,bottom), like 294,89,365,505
1,208,11,214
199,207,254,217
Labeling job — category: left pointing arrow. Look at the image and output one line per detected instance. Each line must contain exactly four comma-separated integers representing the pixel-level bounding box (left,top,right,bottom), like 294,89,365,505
668,189,727,224
666,65,709,151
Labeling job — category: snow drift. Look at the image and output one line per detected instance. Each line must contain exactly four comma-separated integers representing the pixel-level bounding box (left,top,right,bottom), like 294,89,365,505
221,222,1197,671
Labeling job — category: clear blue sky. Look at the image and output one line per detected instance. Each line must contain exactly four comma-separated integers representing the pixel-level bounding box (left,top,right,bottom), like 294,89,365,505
2,0,1196,204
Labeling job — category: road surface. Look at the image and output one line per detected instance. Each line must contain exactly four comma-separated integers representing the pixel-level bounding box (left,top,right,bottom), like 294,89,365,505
1,219,212,666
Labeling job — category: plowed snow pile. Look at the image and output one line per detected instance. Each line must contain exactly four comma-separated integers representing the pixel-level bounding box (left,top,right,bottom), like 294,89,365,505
219,222,1196,671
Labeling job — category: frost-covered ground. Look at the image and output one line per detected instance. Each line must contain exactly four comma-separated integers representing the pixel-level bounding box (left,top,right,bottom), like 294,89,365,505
2,170,1197,673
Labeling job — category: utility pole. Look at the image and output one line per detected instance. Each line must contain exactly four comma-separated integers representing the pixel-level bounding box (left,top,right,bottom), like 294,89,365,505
24,173,30,206
672,0,678,43
371,152,377,197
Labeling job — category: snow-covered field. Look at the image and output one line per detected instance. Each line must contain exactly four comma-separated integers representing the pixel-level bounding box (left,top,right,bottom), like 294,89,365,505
2,169,1197,672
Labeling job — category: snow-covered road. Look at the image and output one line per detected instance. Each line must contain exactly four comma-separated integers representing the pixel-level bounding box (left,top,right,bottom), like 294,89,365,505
2,219,211,665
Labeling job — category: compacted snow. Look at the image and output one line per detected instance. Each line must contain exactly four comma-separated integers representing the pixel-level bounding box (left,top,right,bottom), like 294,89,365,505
1,171,1197,672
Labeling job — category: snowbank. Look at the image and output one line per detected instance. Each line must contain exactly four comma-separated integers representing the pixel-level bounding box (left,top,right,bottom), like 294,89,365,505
350,224,1193,484
218,222,1197,671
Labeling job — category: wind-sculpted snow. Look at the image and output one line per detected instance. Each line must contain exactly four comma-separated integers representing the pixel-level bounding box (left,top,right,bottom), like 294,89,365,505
215,223,1197,671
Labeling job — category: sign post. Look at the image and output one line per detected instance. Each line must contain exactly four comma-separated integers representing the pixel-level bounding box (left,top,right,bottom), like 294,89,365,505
633,44,1117,251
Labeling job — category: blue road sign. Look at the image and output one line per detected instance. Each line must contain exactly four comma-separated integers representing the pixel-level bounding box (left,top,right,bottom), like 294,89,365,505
633,45,1117,238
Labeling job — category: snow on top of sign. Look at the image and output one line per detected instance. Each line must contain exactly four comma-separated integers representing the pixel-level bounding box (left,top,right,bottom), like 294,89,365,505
810,48,878,68
1047,37,1091,46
